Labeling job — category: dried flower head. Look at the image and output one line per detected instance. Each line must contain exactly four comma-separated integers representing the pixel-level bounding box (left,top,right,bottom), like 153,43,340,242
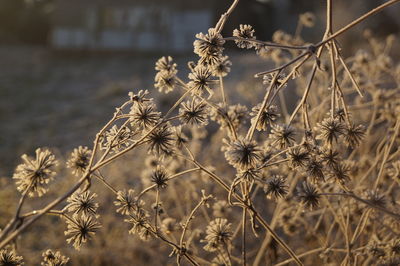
224,138,261,170
155,56,177,73
297,181,320,209
66,146,92,176
130,103,161,130
203,218,233,252
151,166,169,189
128,90,151,107
104,125,134,152
114,189,143,215
179,98,209,126
0,250,24,266
287,147,309,168
264,175,288,200
270,124,296,148
64,213,101,250
125,210,150,238
13,148,58,197
188,65,213,97
320,148,340,169
330,163,350,184
315,117,345,145
344,124,365,148
305,158,325,182
233,24,256,49
193,28,225,66
146,124,175,156
154,71,177,94
250,104,279,131
236,167,261,182
65,189,99,216
212,55,232,77
41,249,69,266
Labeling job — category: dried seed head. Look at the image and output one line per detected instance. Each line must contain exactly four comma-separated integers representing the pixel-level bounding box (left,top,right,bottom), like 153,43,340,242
315,117,345,145
64,213,101,250
188,65,213,97
211,55,232,77
233,24,256,49
270,124,296,148
146,124,175,156
173,125,189,148
297,181,320,209
224,138,261,170
128,90,151,107
155,56,177,73
41,249,69,266
66,146,92,176
366,190,386,208
154,71,177,94
151,166,169,189
236,167,261,182
330,163,350,184
114,189,144,215
264,175,288,200
250,104,279,131
203,218,233,252
0,250,24,266
344,124,365,148
66,189,99,216
179,98,209,126
130,103,161,130
193,28,225,66
305,158,325,182
287,147,309,169
104,125,135,152
13,148,58,197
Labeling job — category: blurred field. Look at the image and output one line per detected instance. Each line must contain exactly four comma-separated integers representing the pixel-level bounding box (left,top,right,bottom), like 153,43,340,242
0,45,271,177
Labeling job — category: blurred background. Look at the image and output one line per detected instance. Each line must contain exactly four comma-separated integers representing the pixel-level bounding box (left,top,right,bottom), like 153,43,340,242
0,0,399,176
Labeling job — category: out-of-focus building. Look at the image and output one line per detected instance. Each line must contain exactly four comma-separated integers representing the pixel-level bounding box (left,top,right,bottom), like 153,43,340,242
50,0,217,52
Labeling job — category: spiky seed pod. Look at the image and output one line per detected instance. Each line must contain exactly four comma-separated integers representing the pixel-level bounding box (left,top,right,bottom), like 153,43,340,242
264,175,288,200
306,159,325,182
188,65,213,97
366,190,386,208
146,124,175,156
224,138,261,170
344,124,365,148
64,213,101,250
270,124,296,148
330,163,350,184
65,189,99,216
130,103,161,130
297,181,320,209
67,146,92,176
179,98,209,126
202,218,233,252
128,90,152,107
0,250,24,266
154,71,177,94
151,166,169,189
250,104,279,131
13,148,58,197
315,117,346,145
212,55,232,77
41,249,69,266
114,189,144,215
193,28,225,66
233,24,256,49
155,56,177,73
287,147,309,168
320,149,341,169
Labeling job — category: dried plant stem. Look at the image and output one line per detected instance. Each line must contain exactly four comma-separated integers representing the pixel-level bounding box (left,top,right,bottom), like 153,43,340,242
178,153,304,266
224,37,308,51
215,0,240,33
